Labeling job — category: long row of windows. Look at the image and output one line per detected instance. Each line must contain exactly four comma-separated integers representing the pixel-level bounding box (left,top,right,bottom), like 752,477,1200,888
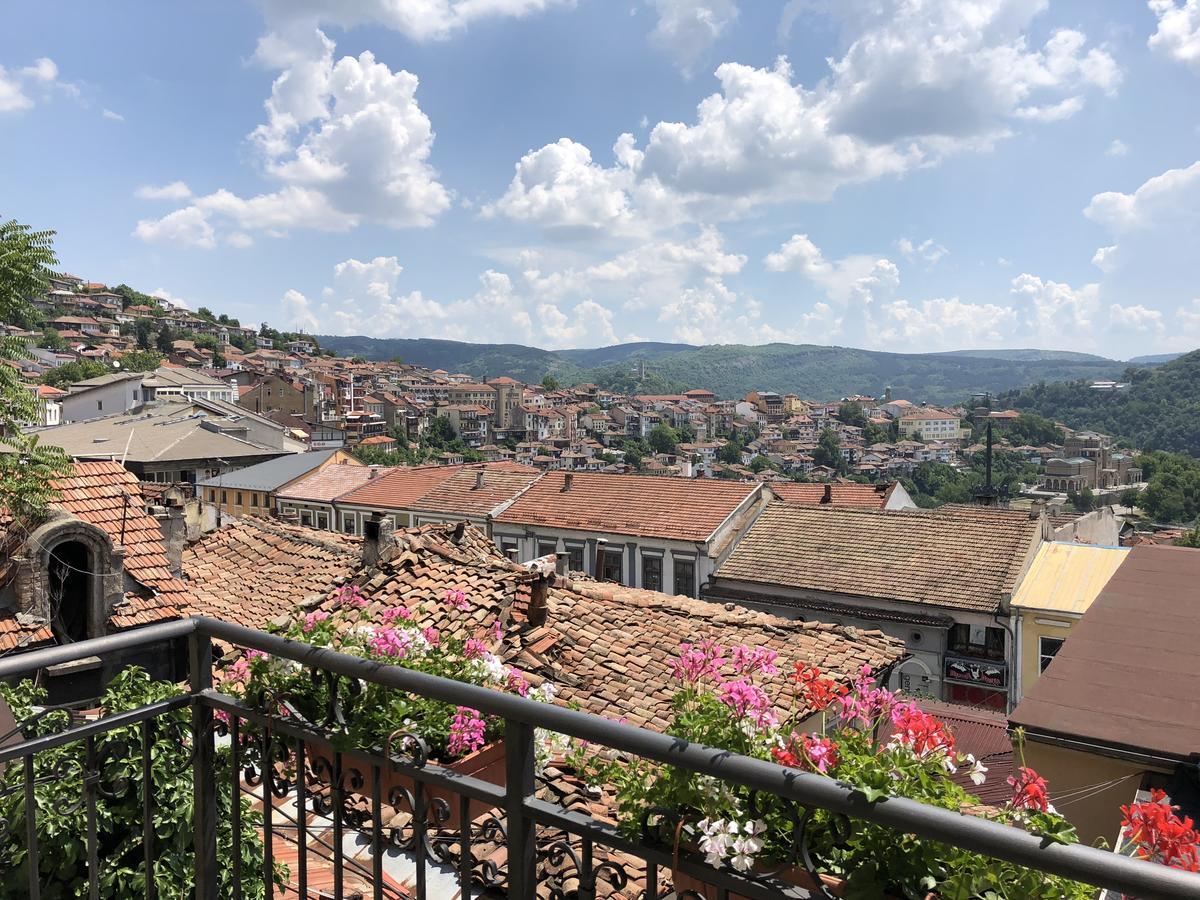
205,488,267,510
510,538,697,597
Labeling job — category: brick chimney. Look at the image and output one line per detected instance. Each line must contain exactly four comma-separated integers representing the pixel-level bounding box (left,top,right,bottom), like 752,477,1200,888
555,550,569,576
527,574,549,627
563,472,574,491
594,538,608,581
821,483,833,504
474,468,485,490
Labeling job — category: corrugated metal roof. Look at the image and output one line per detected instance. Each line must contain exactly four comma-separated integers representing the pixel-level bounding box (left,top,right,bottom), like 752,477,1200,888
194,448,342,491
1010,542,1128,615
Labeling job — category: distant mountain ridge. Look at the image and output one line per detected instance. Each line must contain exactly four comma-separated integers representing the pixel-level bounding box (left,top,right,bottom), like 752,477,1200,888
316,335,1146,403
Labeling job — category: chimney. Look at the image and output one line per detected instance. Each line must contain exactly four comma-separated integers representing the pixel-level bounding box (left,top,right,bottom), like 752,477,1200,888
452,521,466,544
474,469,485,490
368,465,381,479
555,550,569,576
528,575,549,627
594,538,608,581
506,547,520,563
362,512,394,568
821,483,832,504
155,504,187,577
1029,499,1045,520
563,472,574,491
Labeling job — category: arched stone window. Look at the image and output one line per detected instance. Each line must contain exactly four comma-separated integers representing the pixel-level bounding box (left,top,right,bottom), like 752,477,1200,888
14,516,123,643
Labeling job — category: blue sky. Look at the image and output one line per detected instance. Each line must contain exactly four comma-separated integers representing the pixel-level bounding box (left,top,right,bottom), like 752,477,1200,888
2,1,1199,358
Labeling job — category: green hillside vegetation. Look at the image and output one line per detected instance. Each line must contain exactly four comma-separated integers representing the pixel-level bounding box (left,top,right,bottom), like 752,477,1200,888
997,350,1200,455
318,336,1127,403
934,348,1112,362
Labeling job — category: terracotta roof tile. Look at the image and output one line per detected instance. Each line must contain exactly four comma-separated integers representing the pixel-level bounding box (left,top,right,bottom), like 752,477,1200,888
495,472,759,542
183,518,361,628
715,502,1042,613
0,462,189,650
771,482,897,508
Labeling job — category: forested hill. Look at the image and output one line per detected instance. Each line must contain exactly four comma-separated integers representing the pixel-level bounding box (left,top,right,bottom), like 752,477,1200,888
317,336,1127,404
997,350,1200,455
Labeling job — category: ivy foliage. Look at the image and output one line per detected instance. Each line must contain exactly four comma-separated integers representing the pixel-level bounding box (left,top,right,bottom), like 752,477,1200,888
0,668,280,899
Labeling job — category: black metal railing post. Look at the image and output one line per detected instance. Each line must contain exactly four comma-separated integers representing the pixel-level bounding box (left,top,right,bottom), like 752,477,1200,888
504,719,537,897
189,630,218,900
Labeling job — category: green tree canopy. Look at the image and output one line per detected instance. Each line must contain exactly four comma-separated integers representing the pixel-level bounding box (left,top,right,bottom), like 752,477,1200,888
541,374,560,390
118,349,163,373
155,323,174,354
41,358,109,388
0,218,72,519
717,441,742,464
135,317,153,349
647,423,680,455
813,428,846,472
38,326,66,351
837,401,867,428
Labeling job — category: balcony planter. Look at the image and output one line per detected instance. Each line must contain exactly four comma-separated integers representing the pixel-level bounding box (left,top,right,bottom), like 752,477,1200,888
308,738,508,832
671,858,935,900
671,857,848,899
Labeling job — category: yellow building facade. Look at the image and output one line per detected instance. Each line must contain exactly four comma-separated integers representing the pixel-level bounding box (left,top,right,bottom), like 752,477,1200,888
1010,542,1128,703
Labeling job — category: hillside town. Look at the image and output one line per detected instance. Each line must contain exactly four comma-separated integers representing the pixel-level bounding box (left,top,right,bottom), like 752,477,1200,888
7,274,1148,509
3,256,1198,897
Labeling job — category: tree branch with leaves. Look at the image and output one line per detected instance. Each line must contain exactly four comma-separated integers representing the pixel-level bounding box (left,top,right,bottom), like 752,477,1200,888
0,218,72,522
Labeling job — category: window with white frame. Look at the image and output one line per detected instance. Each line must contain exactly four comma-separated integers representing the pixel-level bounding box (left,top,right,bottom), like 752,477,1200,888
1039,636,1064,673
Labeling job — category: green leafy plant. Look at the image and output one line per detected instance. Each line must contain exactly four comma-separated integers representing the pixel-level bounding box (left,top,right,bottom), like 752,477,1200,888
222,585,558,762
0,668,281,899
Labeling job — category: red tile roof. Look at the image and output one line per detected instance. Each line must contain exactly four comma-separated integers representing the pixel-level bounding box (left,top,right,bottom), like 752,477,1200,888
409,462,540,518
183,518,361,628
0,462,189,650
495,471,760,542
313,523,905,732
771,481,898,508
337,464,461,508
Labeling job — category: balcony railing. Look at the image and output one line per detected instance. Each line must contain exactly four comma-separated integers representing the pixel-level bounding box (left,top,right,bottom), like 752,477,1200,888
1,616,1198,899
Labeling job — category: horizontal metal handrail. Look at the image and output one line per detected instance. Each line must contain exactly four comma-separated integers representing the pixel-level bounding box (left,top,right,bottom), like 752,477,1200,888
189,616,1200,898
2,617,1197,897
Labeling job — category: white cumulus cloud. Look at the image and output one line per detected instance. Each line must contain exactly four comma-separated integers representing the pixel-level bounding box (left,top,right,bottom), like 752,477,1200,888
134,26,449,247
1084,159,1200,231
1148,0,1200,71
256,0,572,42
0,57,69,113
489,2,1120,236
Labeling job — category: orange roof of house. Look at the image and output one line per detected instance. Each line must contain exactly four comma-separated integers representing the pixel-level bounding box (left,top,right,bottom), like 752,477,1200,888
337,464,464,508
495,471,759,542
409,462,541,517
771,482,898,509
358,435,398,445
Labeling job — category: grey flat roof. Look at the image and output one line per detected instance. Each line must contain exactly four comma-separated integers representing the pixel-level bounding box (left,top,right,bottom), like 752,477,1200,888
195,448,340,491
